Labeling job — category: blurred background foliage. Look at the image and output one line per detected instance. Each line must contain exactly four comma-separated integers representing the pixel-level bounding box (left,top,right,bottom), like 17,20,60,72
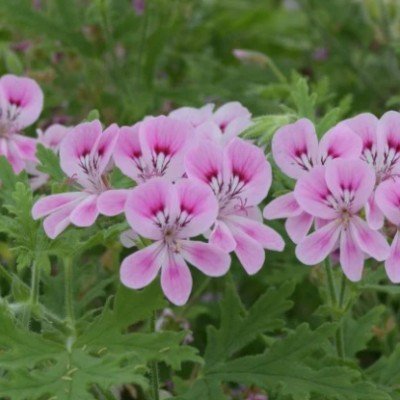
1,0,400,127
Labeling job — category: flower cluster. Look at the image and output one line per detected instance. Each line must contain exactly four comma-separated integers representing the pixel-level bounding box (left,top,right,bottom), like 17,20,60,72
5,73,400,306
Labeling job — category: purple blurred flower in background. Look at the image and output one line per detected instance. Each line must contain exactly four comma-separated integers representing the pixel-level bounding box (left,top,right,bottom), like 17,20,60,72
132,0,145,15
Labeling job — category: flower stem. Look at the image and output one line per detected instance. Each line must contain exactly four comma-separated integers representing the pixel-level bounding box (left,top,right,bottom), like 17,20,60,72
150,310,160,400
323,259,345,359
22,260,40,328
64,258,75,326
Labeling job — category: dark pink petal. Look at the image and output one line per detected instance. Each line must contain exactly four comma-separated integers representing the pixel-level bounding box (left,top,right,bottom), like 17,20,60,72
339,227,364,282
285,211,314,244
161,253,192,306
231,228,265,275
272,118,318,179
294,165,336,219
325,158,375,213
125,178,174,240
295,220,341,265
209,221,237,252
385,232,400,283
350,216,390,261
175,179,218,238
69,194,100,227
0,74,43,128
375,178,400,225
180,240,231,276
318,123,362,164
32,192,84,219
225,138,272,205
120,242,165,289
97,189,131,216
263,192,302,219
377,111,400,169
365,192,384,230
43,203,76,239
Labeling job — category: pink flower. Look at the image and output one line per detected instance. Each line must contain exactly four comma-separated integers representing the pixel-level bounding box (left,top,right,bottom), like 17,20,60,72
32,120,119,238
185,138,284,274
294,159,390,281
344,111,400,229
0,74,43,173
170,102,252,146
97,115,193,217
120,178,230,306
263,118,362,243
375,178,400,283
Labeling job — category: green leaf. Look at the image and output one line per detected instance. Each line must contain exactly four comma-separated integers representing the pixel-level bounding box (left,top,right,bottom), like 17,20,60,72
36,144,66,183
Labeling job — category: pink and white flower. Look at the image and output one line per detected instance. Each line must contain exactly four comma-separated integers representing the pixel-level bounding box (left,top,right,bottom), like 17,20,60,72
0,74,43,173
120,178,230,305
263,118,363,243
97,115,193,217
32,120,119,238
185,138,284,275
294,158,390,281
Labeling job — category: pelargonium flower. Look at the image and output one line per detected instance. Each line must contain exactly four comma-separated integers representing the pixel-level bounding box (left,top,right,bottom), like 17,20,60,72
263,118,362,243
375,178,400,283
27,124,71,189
97,115,193,217
32,120,119,238
120,178,230,305
185,138,284,274
294,158,390,281
0,74,43,173
170,101,252,146
344,111,400,229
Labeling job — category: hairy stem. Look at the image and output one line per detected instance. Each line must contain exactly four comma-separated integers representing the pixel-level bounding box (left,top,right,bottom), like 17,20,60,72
22,260,40,328
150,310,160,400
64,258,75,326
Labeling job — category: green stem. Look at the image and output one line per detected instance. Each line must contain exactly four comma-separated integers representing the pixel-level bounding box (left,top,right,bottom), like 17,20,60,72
22,260,40,328
323,259,345,359
150,310,160,400
64,258,75,326
266,57,288,84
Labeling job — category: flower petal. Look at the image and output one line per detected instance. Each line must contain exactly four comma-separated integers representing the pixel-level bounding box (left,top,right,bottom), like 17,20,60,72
213,102,251,132
209,221,237,252
180,240,231,276
365,192,384,230
339,227,364,282
295,220,341,265
120,242,165,289
43,203,76,239
119,229,138,248
13,134,37,161
350,216,390,261
271,118,318,179
97,189,131,216
69,194,100,227
161,253,193,306
263,192,302,219
375,178,400,225
285,211,314,244
93,123,119,174
169,103,214,127
385,232,400,283
32,192,84,219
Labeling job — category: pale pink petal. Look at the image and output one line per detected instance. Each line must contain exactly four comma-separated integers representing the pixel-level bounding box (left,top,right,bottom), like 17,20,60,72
325,159,375,213
195,121,222,143
365,192,384,230
263,192,302,219
175,179,218,238
69,194,100,227
120,242,165,289
225,138,272,205
271,118,318,179
0,74,43,128
213,102,251,132
119,229,138,248
231,228,265,275
223,116,252,141
59,120,102,179
294,165,337,219
169,104,214,127
285,211,314,244
124,178,176,240
209,221,237,252
385,232,400,283
97,189,131,216
12,134,37,161
350,216,390,261
375,178,400,225
4,140,25,173
43,203,77,239
32,192,84,219
295,220,341,265
93,123,119,174
318,123,362,164
161,253,193,306
339,227,365,282
180,240,231,276
376,111,400,170
39,124,70,151
228,215,284,251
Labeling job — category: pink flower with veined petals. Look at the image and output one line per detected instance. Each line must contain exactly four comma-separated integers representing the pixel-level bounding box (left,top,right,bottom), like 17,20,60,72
185,138,284,275
0,74,43,173
263,118,363,243
32,120,119,238
170,101,252,146
97,115,193,217
344,111,400,230
375,178,400,283
294,158,390,281
120,178,230,306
